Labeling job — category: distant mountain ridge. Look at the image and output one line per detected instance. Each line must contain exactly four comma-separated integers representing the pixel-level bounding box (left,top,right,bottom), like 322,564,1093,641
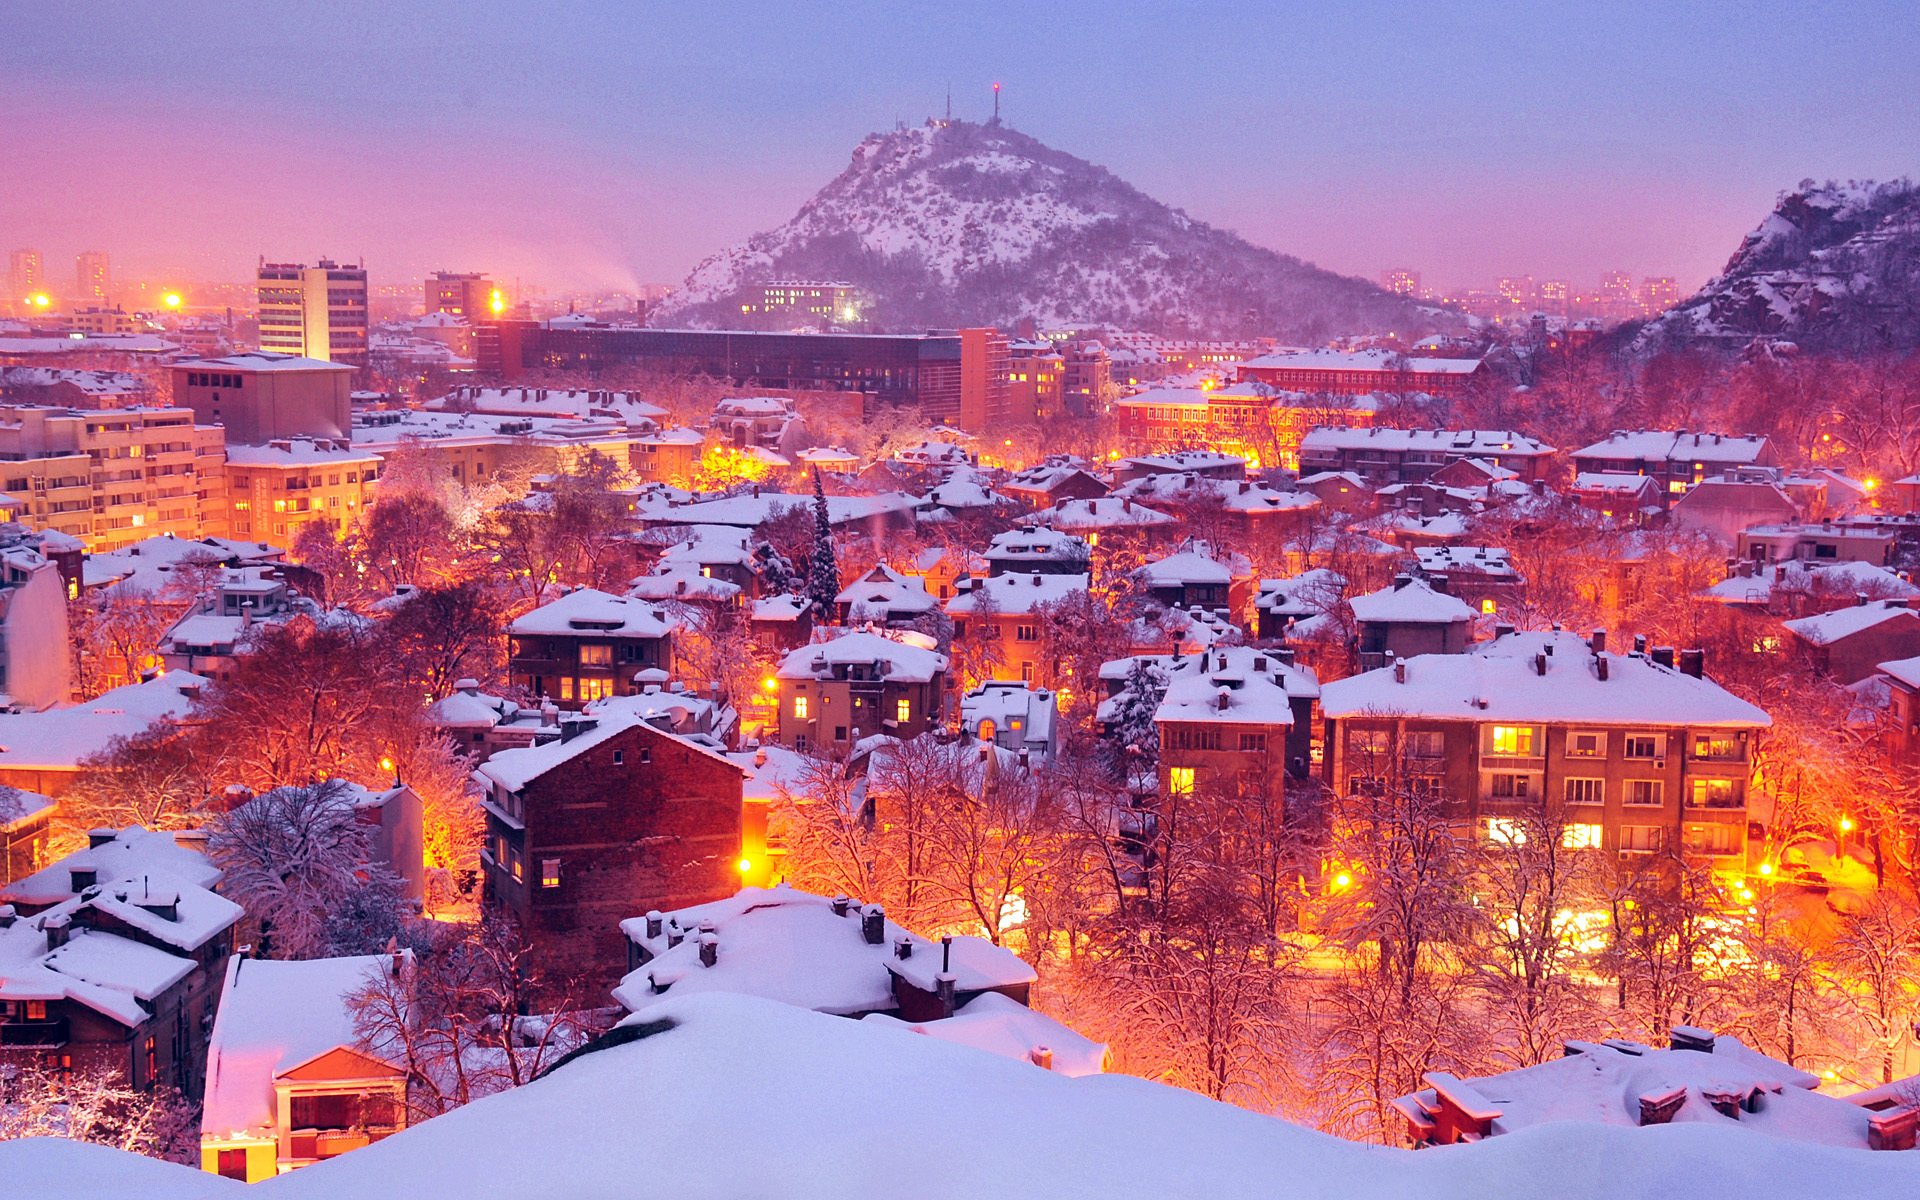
1635,179,1920,354
651,119,1436,340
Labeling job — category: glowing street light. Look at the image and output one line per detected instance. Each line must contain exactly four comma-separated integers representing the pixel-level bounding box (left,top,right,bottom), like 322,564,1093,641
162,292,183,309
29,293,50,309
489,288,506,315
735,857,753,875
1839,816,1856,833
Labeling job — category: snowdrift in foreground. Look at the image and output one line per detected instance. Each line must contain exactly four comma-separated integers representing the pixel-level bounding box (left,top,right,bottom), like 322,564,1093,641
251,993,1913,1200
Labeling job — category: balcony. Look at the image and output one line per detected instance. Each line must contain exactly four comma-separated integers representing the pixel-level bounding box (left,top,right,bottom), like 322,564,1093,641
0,1017,71,1046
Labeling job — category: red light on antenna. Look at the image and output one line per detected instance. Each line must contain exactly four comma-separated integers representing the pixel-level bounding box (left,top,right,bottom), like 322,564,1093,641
993,82,1001,90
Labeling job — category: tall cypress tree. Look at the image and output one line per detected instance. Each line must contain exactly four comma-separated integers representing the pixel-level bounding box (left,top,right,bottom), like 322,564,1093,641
806,468,839,619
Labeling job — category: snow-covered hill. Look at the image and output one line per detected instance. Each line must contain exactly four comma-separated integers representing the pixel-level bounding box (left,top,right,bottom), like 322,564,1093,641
652,119,1436,340
1635,179,1920,354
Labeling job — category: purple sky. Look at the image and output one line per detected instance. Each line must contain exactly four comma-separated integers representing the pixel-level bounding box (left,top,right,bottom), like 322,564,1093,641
4,1,1915,296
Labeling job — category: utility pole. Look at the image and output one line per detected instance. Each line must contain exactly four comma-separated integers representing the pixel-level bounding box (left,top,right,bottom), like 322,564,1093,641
991,82,1001,125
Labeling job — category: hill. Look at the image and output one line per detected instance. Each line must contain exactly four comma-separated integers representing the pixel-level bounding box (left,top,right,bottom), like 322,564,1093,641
651,119,1437,340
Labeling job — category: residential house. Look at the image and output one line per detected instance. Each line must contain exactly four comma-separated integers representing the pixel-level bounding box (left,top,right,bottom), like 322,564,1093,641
0,787,53,885
998,459,1107,508
199,954,410,1182
1152,646,1320,797
773,629,948,752
1571,431,1773,504
508,588,676,709
1348,575,1476,668
1879,655,1920,762
959,681,1059,764
985,525,1091,577
1412,546,1525,615
835,564,939,629
0,672,209,797
1782,600,1920,684
947,572,1090,685
1297,428,1553,485
474,712,748,982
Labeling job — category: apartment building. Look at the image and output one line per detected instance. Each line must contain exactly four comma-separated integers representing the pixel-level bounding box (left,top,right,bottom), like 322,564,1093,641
1319,630,1771,864
256,260,368,365
1571,431,1772,503
172,352,354,444
0,405,226,550
0,542,72,708
224,438,379,542
1297,427,1554,485
508,589,677,709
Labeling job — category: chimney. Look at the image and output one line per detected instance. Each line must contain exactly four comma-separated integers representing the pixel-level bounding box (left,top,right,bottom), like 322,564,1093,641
831,893,851,917
1670,1026,1716,1053
87,828,116,849
43,913,71,950
1029,1046,1055,1071
1679,648,1705,679
698,933,718,968
134,881,179,922
645,910,664,938
1216,689,1230,712
1533,652,1547,676
935,971,958,1018
1392,573,1412,591
1393,659,1407,684
1633,633,1648,655
1596,657,1610,682
894,936,913,960
1651,646,1676,669
390,944,403,977
860,903,886,945
69,867,97,893
0,904,14,930
558,715,597,743
1589,629,1606,653
1495,622,1515,641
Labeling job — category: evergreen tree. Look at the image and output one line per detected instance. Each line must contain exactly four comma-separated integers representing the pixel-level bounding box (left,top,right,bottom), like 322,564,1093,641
805,469,839,619
1108,656,1169,775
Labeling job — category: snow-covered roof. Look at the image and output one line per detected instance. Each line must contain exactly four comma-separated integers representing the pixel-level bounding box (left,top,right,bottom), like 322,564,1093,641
201,953,399,1140
629,563,743,603
1879,655,1920,689
986,524,1090,564
1119,449,1246,473
0,786,53,833
1783,601,1920,647
615,887,1033,1017
836,565,938,621
176,351,353,374
1347,577,1476,625
0,1134,242,1199
1573,471,1662,495
1111,472,1319,514
509,588,674,638
1413,545,1520,579
946,572,1090,617
1320,631,1772,728
225,437,379,466
1030,495,1177,530
653,491,917,529
1300,427,1553,456
1699,561,1919,608
959,681,1057,750
1397,1032,1892,1147
1134,548,1241,587
82,534,283,596
476,713,646,793
1,825,219,908
1241,348,1484,375
1255,569,1347,617
1154,646,1318,727
776,630,947,684
1573,430,1770,465
210,988,1920,1200
862,990,1107,1077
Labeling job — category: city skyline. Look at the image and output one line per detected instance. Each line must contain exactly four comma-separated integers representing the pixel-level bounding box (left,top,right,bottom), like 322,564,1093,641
4,2,1916,295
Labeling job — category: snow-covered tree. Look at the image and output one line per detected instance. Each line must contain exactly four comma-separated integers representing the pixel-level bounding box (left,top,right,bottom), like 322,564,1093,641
209,779,408,959
1104,657,1167,778
0,1062,196,1160
804,469,839,619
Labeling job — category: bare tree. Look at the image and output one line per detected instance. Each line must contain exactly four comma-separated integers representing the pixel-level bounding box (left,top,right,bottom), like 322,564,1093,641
0,1062,197,1161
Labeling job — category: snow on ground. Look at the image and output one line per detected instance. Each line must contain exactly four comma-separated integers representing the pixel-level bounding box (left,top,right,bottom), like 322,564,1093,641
0,1137,240,1200
239,993,1915,1200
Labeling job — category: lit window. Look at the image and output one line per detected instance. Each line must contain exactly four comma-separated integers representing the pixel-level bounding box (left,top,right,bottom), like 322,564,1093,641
1480,598,1496,614
1168,767,1195,795
559,677,575,701
1485,817,1527,846
793,696,809,719
1490,725,1535,756
1562,823,1603,850
540,858,561,889
895,698,911,722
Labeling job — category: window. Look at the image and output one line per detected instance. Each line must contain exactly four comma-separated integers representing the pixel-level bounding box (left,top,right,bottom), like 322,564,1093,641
1620,825,1665,852
1567,730,1606,758
1490,725,1536,756
1350,728,1391,757
1687,778,1739,809
793,696,809,719
1490,773,1532,798
507,845,523,881
895,698,911,722
578,677,612,702
559,677,575,701
1405,731,1444,758
1623,734,1662,760
540,858,561,889
834,725,847,742
1562,823,1604,850
216,1149,248,1180
1692,734,1740,760
1168,766,1195,794
1625,779,1664,806
1238,733,1268,752
640,747,651,764
1015,624,1037,642
1683,823,1741,855
579,643,613,668
612,750,624,766
1485,817,1528,845
1565,777,1604,805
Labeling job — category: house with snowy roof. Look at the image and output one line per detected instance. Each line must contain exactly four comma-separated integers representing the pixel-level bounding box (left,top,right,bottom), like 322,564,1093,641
615,887,1104,1073
628,560,743,606
1298,427,1553,485
0,827,240,1095
1700,559,1918,616
507,587,677,709
1296,470,1373,509
1113,449,1246,485
835,564,940,628
425,679,559,763
157,566,312,680
1394,1026,1914,1152
773,629,948,752
1254,569,1348,643
747,591,814,653
1236,348,1485,397
1737,519,1898,566
199,953,409,1181
1028,495,1178,541
1572,431,1773,505
1668,476,1800,543
0,786,54,886
1348,574,1477,667
1412,545,1525,614
1878,655,1920,762
985,524,1091,577
1782,598,1920,684
1320,629,1771,862
1132,543,1252,615
960,680,1059,764
998,459,1108,508
948,572,1090,686
1570,471,1664,519
1151,646,1321,801
474,710,748,982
